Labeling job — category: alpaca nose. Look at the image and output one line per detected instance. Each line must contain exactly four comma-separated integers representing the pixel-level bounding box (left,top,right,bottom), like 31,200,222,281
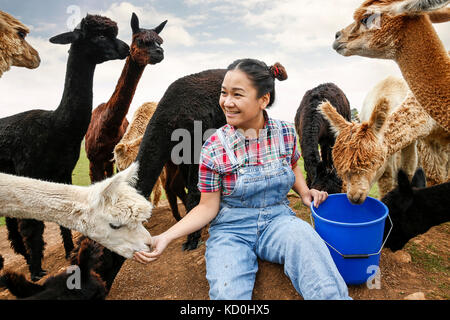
155,47,164,54
335,31,342,40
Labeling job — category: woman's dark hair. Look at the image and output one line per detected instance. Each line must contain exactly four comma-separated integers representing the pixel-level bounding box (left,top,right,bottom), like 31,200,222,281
227,58,288,107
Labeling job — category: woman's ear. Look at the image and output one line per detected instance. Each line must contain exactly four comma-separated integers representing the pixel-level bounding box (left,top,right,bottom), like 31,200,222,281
259,92,270,110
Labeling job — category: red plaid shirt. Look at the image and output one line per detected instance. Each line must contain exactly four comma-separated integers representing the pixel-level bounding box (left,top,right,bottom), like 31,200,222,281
198,111,301,196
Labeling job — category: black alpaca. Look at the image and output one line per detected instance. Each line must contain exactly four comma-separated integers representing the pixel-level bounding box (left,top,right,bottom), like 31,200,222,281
0,14,129,281
294,83,351,193
136,69,227,250
0,239,107,300
381,168,450,251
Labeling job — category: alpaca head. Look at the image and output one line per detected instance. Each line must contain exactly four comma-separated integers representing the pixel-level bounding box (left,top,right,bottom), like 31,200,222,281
49,14,129,64
333,0,449,59
85,162,152,259
114,137,142,171
319,97,390,204
0,10,40,76
381,168,426,250
130,13,167,65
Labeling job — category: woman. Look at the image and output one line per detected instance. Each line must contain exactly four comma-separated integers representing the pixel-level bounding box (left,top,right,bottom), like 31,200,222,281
134,58,351,300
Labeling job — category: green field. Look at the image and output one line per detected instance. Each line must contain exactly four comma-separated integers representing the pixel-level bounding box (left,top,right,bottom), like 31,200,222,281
0,140,379,227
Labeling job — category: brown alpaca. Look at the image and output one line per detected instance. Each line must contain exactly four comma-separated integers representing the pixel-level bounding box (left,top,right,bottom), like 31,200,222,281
320,81,448,204
85,13,167,182
333,0,450,131
114,102,187,221
0,10,40,77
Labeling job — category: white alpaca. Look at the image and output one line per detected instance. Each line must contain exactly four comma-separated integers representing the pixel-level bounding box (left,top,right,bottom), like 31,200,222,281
0,163,152,258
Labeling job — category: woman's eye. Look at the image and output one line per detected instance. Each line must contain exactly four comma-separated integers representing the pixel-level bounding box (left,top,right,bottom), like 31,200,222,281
109,223,122,230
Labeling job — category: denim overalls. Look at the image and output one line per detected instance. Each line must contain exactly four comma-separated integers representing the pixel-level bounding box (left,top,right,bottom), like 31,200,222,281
205,121,351,300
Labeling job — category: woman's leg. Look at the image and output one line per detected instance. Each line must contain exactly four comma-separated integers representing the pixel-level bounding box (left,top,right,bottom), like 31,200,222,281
256,214,351,300
205,232,258,300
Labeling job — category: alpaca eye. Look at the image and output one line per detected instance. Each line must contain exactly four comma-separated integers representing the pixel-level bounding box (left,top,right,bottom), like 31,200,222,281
360,16,369,26
109,223,122,230
17,31,26,39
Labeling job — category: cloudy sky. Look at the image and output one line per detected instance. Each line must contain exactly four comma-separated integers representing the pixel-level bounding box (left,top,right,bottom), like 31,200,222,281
1,0,449,123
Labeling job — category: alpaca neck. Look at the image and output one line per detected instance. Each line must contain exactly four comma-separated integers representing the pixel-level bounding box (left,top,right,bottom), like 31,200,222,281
0,173,89,231
103,57,146,129
383,93,436,156
395,16,450,129
53,46,96,136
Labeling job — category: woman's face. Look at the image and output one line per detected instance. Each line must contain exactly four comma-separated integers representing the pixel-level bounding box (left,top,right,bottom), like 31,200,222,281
220,69,269,130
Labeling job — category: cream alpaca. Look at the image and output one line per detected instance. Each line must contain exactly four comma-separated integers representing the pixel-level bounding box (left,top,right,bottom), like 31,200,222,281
0,163,152,258
0,10,40,77
320,77,448,204
333,0,450,131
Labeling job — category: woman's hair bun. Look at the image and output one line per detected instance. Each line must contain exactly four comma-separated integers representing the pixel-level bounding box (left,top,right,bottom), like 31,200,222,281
269,62,288,81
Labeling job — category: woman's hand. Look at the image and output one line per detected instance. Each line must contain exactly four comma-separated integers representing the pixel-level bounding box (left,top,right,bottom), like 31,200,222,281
301,188,328,208
133,234,170,264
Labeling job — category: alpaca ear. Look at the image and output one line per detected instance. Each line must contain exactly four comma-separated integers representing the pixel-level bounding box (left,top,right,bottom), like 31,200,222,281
153,20,168,34
131,12,140,35
368,97,389,135
387,0,449,15
114,143,127,157
318,100,351,136
97,162,140,203
397,169,413,194
118,162,140,187
411,167,426,188
49,31,80,44
428,7,450,23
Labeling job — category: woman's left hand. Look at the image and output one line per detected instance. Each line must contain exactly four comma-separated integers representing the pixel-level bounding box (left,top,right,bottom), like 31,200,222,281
301,189,328,208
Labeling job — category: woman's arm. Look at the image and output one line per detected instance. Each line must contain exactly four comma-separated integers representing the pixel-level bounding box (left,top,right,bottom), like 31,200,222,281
133,191,221,264
291,163,328,208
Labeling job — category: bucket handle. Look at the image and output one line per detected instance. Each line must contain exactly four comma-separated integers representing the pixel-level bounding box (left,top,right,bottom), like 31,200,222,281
310,212,393,259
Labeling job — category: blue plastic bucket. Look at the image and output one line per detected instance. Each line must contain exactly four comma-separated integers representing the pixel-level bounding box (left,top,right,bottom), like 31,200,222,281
310,193,391,285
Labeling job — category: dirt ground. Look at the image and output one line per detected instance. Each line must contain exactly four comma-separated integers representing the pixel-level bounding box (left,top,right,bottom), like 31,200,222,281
1,194,449,300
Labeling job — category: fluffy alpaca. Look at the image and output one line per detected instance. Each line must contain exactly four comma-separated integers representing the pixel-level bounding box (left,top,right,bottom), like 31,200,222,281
294,83,351,194
319,77,448,204
0,238,107,300
85,14,167,183
0,14,129,281
333,0,450,131
136,69,227,250
0,163,152,258
114,101,187,220
0,10,40,77
381,168,450,251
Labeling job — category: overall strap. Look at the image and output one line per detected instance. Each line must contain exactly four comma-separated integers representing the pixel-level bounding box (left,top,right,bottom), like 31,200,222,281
273,119,286,155
216,128,239,167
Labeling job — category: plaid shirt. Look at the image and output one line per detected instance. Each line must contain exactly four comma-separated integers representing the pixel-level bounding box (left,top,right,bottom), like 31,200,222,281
198,111,301,196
